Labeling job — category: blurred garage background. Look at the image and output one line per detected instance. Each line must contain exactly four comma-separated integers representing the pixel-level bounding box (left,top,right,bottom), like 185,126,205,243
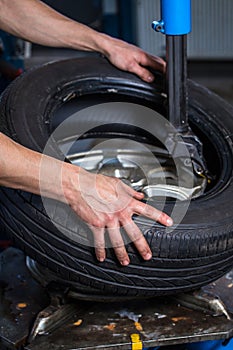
0,0,232,102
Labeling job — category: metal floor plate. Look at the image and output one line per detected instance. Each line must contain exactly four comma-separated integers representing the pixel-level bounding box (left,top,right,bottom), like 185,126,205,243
1,248,233,350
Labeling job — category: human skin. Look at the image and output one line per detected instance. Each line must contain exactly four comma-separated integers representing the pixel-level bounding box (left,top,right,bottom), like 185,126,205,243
0,0,172,265
0,0,165,82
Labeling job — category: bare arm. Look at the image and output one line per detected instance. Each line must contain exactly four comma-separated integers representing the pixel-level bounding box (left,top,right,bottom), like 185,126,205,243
0,132,173,265
0,0,165,82
0,0,103,51
0,1,171,264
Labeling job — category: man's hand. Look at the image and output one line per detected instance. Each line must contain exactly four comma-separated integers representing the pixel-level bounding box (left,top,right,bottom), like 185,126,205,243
0,134,173,267
63,167,173,266
100,35,166,83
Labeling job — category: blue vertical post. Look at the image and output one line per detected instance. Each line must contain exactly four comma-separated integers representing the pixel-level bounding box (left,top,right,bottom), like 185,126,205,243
152,0,191,35
161,0,191,35
152,0,191,132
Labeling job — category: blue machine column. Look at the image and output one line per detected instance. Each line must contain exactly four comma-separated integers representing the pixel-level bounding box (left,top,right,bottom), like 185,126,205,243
152,0,191,132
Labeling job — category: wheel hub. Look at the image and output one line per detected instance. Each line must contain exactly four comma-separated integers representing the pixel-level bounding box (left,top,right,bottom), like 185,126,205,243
64,138,207,201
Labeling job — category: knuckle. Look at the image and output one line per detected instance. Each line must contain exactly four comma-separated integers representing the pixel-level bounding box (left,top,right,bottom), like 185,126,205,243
94,241,105,249
147,205,157,216
93,218,105,228
105,214,117,228
157,210,163,219
116,251,127,261
134,201,145,213
143,202,156,214
127,60,137,72
111,238,124,248
119,210,131,222
130,229,142,242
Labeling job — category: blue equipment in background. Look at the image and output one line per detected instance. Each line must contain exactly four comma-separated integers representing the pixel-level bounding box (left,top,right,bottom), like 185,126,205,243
152,0,191,35
0,30,24,93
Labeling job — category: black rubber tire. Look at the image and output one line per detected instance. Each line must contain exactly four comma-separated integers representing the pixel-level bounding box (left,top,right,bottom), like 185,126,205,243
0,56,233,299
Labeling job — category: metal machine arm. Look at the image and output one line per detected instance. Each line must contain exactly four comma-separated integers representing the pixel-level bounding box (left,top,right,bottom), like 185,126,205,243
152,0,209,177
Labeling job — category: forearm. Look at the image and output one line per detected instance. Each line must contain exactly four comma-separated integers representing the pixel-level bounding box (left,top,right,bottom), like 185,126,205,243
0,0,165,82
0,0,110,54
0,132,78,202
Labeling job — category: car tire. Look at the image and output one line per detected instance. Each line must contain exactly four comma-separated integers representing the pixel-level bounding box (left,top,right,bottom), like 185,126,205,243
0,56,233,300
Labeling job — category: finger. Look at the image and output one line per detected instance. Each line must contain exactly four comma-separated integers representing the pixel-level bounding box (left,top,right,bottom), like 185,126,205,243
107,225,130,266
129,63,156,83
133,191,145,200
134,201,173,227
123,220,152,261
89,225,106,262
122,182,144,200
147,55,166,73
139,54,166,75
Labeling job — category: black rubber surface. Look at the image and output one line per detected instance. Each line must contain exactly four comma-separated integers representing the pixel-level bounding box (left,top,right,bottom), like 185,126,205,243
0,57,233,299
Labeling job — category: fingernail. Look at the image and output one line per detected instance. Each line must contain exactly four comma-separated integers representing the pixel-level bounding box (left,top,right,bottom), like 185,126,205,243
166,218,173,226
98,257,105,262
147,75,154,82
121,260,129,266
145,253,152,260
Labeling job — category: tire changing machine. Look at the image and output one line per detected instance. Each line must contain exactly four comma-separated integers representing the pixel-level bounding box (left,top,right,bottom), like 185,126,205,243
1,1,233,349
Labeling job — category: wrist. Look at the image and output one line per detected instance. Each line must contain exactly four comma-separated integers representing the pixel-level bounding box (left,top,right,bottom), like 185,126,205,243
60,162,82,204
94,32,116,58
